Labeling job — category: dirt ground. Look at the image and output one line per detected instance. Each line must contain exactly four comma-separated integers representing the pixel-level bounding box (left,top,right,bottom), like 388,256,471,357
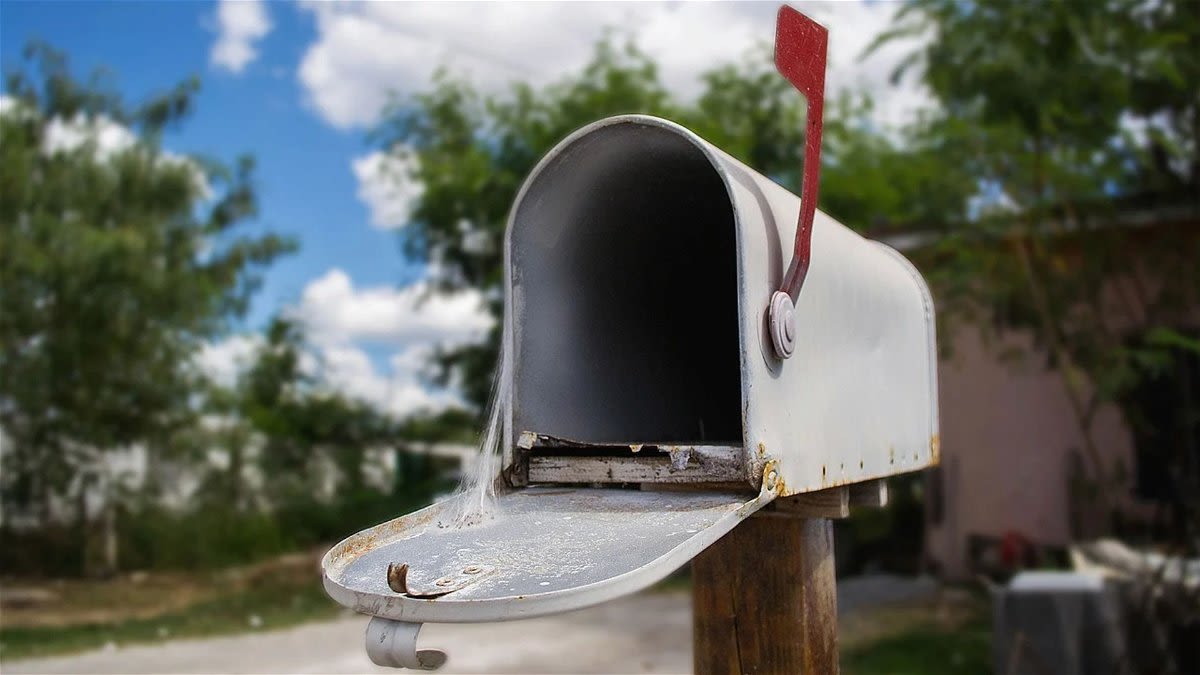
1,550,322,629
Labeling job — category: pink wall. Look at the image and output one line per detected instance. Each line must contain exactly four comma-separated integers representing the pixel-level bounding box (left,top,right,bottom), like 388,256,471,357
925,324,1136,579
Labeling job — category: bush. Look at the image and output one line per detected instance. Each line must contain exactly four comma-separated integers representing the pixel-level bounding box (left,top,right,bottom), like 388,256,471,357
1,478,453,577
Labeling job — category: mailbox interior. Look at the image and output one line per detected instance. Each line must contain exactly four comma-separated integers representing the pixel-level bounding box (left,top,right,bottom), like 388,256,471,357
508,121,748,486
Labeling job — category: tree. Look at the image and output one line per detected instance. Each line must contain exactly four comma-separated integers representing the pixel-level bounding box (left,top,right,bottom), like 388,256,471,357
202,315,458,514
201,317,391,507
874,0,1200,544
374,38,975,409
0,44,296,528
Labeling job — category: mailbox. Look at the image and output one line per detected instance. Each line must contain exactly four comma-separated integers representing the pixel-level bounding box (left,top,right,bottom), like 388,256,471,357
504,114,938,494
322,7,937,670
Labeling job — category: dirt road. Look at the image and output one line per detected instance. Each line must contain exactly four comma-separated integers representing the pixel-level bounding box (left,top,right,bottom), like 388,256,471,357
5,591,692,674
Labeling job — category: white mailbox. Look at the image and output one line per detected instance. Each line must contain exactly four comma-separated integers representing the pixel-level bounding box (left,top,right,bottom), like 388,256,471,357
323,7,937,670
504,113,938,496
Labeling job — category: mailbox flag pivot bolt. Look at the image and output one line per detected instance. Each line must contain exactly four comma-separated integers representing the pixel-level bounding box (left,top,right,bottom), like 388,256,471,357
769,291,796,359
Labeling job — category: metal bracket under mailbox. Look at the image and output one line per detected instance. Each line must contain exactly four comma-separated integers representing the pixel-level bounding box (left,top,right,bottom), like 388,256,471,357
365,618,446,670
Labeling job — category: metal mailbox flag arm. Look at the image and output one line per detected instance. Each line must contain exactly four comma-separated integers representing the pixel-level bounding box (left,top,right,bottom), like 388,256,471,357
768,6,829,360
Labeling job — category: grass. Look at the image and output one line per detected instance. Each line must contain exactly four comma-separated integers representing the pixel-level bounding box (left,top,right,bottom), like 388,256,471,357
842,615,991,674
0,551,342,662
841,589,992,675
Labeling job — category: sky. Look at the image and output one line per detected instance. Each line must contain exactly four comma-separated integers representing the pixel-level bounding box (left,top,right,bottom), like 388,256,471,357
1,0,930,418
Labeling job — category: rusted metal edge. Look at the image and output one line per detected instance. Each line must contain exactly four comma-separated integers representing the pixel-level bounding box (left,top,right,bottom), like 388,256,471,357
518,431,750,488
517,431,741,452
387,562,495,599
758,478,890,519
527,447,744,485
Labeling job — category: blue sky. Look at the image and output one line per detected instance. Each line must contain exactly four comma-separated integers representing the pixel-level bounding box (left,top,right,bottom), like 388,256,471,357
1,1,925,417
2,1,419,330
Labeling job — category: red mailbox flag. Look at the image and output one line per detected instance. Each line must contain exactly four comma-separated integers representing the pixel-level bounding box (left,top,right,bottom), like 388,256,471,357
774,5,828,302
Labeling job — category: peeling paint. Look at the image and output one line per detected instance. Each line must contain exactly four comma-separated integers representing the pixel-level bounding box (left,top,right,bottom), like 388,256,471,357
517,431,537,450
668,446,692,471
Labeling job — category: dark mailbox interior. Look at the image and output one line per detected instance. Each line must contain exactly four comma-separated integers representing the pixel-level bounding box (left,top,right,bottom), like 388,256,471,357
510,121,742,448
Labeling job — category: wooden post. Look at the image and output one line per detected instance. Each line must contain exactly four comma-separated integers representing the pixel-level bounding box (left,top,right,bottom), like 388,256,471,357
692,515,839,675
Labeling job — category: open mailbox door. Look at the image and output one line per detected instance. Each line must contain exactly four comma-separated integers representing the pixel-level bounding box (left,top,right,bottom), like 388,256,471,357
323,8,938,671
323,486,775,623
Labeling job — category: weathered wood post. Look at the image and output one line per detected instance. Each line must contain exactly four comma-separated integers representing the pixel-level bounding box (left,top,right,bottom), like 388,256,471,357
694,517,839,674
693,482,887,674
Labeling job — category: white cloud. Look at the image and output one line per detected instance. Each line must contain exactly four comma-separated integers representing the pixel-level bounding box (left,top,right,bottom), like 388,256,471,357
294,268,492,348
289,268,492,417
310,343,460,419
197,334,262,387
210,0,273,74
352,150,424,229
194,269,491,418
42,113,137,158
297,1,932,131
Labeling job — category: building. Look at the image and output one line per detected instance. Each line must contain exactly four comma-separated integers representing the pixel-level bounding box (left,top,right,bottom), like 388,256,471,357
891,198,1200,580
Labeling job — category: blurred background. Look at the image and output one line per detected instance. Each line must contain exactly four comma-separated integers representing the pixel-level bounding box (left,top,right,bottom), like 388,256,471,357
0,1,1196,673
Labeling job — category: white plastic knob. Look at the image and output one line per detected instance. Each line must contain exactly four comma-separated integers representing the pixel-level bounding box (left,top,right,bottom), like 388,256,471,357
768,291,796,359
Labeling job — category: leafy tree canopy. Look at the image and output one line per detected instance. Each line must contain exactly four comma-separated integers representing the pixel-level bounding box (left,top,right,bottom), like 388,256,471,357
0,44,297,514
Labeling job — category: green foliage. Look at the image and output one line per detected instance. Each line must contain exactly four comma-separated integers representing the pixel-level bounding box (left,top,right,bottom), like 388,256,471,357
0,44,296,519
117,486,440,572
201,315,431,509
132,314,456,574
876,0,1198,197
118,502,290,571
0,481,445,577
0,45,450,577
840,609,991,675
837,474,929,576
